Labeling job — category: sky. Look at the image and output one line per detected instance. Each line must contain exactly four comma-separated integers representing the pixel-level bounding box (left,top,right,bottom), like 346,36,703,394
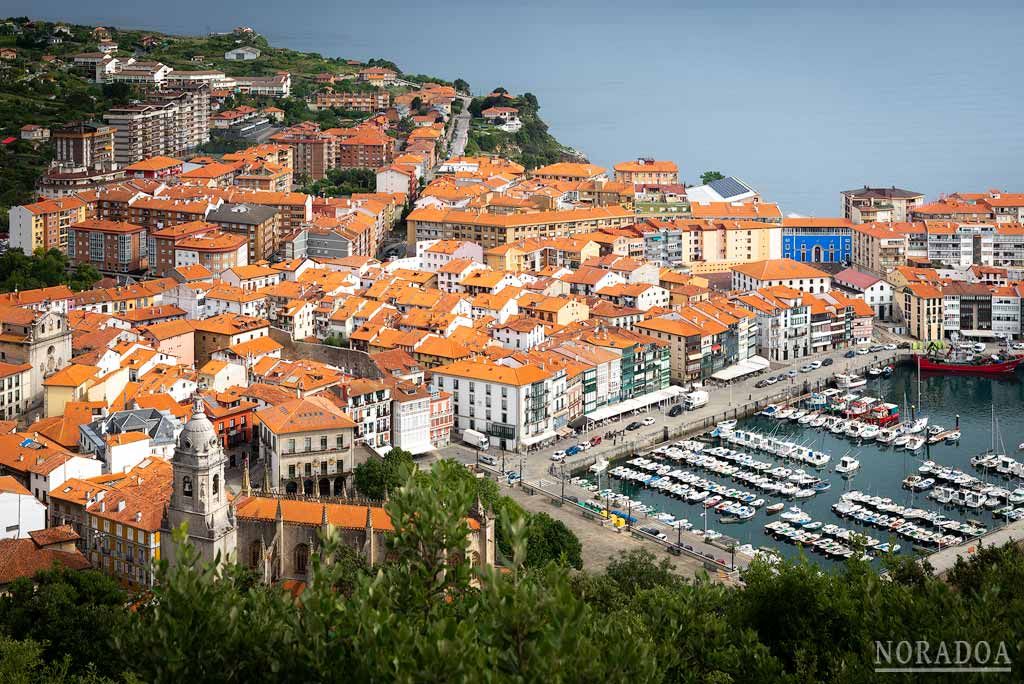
11,0,1024,215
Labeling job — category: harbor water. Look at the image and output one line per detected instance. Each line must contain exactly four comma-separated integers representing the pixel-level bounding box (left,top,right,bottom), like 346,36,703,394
603,362,1024,567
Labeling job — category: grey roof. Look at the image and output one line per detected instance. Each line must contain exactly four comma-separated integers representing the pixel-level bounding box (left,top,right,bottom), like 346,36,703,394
707,177,754,201
842,186,923,200
207,203,278,226
80,408,182,458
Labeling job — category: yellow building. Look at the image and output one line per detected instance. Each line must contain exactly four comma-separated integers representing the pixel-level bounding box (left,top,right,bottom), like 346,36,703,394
87,457,171,587
613,159,679,185
530,162,606,182
407,205,634,249
10,197,88,253
900,282,944,341
42,364,98,418
517,293,589,326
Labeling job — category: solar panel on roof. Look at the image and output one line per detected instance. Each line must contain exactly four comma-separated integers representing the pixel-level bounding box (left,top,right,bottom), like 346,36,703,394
707,177,751,201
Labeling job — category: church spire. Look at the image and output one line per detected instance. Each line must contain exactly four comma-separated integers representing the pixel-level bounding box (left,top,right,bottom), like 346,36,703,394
240,457,251,496
262,461,273,493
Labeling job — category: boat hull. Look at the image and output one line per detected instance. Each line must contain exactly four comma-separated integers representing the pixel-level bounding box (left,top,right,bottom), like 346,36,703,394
918,355,1024,375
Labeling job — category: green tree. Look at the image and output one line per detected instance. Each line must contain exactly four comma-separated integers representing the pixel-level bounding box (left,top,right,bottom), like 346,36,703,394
525,512,583,570
0,566,127,679
352,446,415,500
701,170,726,185
453,78,470,94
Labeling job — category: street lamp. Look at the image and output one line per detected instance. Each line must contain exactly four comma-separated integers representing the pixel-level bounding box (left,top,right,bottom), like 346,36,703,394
560,463,565,501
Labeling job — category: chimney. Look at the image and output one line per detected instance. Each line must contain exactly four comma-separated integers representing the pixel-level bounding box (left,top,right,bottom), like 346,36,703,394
117,500,126,512
99,500,106,512
134,511,142,522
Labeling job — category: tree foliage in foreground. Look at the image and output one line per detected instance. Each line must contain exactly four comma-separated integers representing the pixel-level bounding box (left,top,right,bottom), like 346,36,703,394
0,459,1022,682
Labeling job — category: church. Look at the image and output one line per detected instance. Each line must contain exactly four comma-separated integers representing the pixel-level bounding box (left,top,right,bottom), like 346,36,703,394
161,397,496,584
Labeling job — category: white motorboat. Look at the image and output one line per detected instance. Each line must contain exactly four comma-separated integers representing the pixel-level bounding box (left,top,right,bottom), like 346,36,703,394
717,419,738,431
1009,489,1024,505
904,436,926,451
774,407,794,420
798,411,818,425
836,455,861,474
944,431,961,442
845,421,865,438
835,373,867,389
789,409,808,422
810,414,829,428
830,419,849,435
928,425,946,437
860,425,881,441
876,428,898,444
893,434,912,447
765,503,785,514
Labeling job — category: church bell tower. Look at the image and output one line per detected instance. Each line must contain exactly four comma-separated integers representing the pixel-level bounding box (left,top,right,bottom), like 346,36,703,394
161,395,237,567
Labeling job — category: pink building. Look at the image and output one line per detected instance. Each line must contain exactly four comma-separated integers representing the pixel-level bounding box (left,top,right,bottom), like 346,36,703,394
139,319,195,367
429,389,453,449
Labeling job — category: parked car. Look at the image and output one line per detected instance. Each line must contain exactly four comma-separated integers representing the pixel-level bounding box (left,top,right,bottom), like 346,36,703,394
590,435,603,446
641,417,656,426
786,369,798,378
869,344,885,352
550,451,565,462
1013,342,1024,351
754,379,769,389
809,360,822,369
822,357,834,366
577,441,591,451
640,527,668,541
884,343,897,350
565,445,581,456
857,347,869,355
565,495,579,504
765,375,779,385
626,421,642,431
668,404,683,417
799,364,814,373
844,350,857,358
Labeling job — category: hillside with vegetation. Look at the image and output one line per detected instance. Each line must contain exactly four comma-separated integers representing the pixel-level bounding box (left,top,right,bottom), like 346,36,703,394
0,17,466,212
0,459,1021,683
466,88,584,170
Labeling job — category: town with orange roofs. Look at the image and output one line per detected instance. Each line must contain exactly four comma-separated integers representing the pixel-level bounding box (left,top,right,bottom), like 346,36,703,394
4,16,1024,613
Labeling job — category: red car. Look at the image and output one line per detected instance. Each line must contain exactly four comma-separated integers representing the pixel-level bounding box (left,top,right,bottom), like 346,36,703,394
590,436,602,446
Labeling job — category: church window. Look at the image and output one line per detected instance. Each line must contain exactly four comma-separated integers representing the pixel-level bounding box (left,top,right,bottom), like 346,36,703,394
213,474,220,497
249,541,261,568
182,476,193,497
294,544,309,575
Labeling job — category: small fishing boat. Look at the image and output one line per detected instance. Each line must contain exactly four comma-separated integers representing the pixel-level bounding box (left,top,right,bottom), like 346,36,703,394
765,502,785,514
893,434,913,447
944,431,961,442
876,428,898,444
860,425,881,441
836,455,861,475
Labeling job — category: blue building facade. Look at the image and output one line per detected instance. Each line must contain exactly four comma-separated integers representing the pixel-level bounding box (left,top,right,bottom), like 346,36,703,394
782,227,852,263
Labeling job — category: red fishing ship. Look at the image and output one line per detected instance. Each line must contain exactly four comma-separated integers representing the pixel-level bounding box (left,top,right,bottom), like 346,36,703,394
918,337,1024,375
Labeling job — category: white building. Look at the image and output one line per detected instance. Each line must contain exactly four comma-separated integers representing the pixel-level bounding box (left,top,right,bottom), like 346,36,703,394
0,477,46,539
225,46,260,60
389,383,433,455
28,452,104,505
733,289,811,363
430,359,565,452
833,267,894,320
417,240,485,273
731,259,832,295
493,318,547,351
375,166,415,195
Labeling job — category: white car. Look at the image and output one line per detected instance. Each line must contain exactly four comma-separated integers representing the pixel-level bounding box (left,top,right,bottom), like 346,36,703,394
799,364,814,373
857,347,869,355
884,343,897,350
1013,342,1024,351
642,417,656,426
809,360,822,369
578,441,591,451
550,451,565,462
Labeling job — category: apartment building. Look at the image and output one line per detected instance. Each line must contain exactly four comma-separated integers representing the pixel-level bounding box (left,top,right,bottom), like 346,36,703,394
336,128,395,170
732,288,811,363
147,221,218,277
310,89,391,112
270,123,337,180
103,103,175,165
850,222,922,275
900,283,944,341
10,197,88,253
407,206,635,249
841,186,925,223
633,218,783,272
174,231,248,274
67,219,147,274
206,203,280,262
52,122,116,168
430,359,566,451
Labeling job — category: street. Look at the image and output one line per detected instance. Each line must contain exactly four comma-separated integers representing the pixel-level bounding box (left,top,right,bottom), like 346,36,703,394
435,345,908,574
